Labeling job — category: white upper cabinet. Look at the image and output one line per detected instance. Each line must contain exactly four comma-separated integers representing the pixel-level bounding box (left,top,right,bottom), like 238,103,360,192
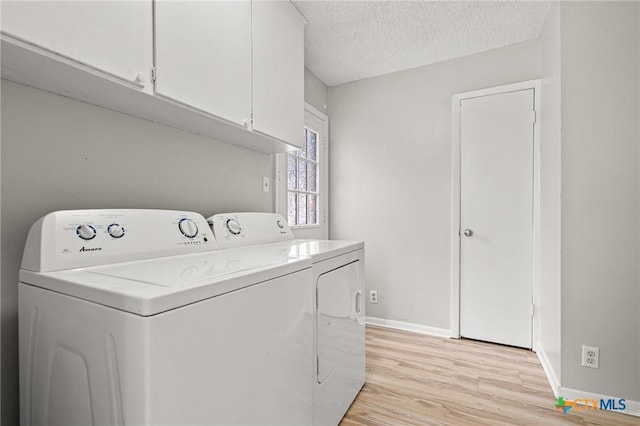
0,0,152,90
252,1,305,148
0,0,305,153
154,1,252,127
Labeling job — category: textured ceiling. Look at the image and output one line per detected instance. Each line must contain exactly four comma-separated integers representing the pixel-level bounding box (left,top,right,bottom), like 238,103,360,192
292,1,550,86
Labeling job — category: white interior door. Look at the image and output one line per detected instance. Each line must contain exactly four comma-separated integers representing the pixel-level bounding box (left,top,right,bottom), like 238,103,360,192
459,89,534,349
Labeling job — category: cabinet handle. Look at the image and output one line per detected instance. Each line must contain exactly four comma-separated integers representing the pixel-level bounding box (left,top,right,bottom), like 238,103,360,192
355,290,362,314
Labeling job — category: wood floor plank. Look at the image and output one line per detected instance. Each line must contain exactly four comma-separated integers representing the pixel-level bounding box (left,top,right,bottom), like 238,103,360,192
340,326,639,426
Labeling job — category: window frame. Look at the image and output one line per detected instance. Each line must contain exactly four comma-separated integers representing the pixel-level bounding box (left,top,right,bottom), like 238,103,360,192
287,128,320,227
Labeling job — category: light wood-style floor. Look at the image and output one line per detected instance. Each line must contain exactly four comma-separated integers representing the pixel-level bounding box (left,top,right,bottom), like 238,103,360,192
341,326,639,426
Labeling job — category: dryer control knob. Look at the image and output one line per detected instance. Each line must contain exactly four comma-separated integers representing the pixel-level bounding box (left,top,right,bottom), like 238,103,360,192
76,224,97,240
276,219,284,229
226,218,242,235
179,218,199,238
107,223,125,238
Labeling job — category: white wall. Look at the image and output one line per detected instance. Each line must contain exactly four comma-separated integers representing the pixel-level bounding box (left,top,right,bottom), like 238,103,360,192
0,80,275,424
328,39,540,329
304,67,328,114
537,2,562,388
560,2,639,401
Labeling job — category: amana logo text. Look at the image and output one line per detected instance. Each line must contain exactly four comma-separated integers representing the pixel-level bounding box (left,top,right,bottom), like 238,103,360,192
79,246,102,253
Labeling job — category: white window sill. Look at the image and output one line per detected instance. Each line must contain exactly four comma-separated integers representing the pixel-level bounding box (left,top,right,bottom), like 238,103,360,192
290,224,321,230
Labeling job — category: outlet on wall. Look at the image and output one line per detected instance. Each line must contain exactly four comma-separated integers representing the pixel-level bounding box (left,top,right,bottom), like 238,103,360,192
369,290,378,304
581,345,599,369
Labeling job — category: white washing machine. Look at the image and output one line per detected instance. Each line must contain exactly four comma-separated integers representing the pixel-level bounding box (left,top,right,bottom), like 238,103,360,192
208,212,366,426
19,209,313,426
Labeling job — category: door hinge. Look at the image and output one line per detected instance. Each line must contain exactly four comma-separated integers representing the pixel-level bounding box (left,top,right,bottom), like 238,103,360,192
151,66,157,82
530,303,535,317
316,356,320,376
531,110,537,124
316,288,319,310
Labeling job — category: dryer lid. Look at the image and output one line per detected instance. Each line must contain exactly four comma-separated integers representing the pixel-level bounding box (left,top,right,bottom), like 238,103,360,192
288,239,363,263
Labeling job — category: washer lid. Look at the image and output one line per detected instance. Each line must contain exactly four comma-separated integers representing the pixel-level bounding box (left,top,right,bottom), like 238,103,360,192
89,250,288,287
20,248,311,316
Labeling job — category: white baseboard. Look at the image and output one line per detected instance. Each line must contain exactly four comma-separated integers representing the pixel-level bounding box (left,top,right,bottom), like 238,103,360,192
558,386,640,418
365,317,451,338
535,343,560,397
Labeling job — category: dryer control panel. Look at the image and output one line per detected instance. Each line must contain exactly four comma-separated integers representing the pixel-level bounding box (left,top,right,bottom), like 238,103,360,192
22,209,218,272
207,212,293,249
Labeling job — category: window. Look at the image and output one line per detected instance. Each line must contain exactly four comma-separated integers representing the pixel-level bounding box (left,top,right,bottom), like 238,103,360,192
287,127,319,226
276,103,328,239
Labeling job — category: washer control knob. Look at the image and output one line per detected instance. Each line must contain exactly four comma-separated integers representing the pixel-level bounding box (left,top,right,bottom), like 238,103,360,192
226,218,242,235
276,219,284,229
179,218,199,238
76,224,97,240
107,223,125,238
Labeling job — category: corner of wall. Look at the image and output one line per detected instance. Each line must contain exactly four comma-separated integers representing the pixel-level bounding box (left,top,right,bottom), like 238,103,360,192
536,344,561,397
559,1,640,402
637,0,640,405
304,67,329,114
537,0,562,392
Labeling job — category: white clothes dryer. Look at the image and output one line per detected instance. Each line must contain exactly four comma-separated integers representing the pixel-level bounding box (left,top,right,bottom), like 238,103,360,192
19,209,313,426
208,212,365,426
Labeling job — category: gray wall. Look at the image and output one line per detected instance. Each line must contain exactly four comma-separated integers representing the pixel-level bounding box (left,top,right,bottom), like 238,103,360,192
560,2,640,401
328,39,540,328
1,80,274,424
538,1,562,386
0,72,2,423
304,67,328,113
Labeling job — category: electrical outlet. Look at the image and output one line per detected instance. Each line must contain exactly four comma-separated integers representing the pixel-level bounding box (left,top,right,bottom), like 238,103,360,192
369,290,378,304
581,345,599,369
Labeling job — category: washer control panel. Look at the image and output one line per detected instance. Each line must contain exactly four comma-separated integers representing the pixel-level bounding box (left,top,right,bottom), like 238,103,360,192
22,209,218,272
76,224,97,240
207,212,293,249
178,218,199,238
107,223,125,239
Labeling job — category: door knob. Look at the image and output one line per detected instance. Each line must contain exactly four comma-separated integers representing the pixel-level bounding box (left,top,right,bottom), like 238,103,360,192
463,229,473,237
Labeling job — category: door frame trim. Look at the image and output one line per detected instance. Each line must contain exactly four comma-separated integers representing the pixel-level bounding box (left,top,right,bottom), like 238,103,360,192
450,80,541,350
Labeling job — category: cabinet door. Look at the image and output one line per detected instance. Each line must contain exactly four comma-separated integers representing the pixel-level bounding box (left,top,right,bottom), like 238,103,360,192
0,1,152,87
252,1,305,148
154,1,251,127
